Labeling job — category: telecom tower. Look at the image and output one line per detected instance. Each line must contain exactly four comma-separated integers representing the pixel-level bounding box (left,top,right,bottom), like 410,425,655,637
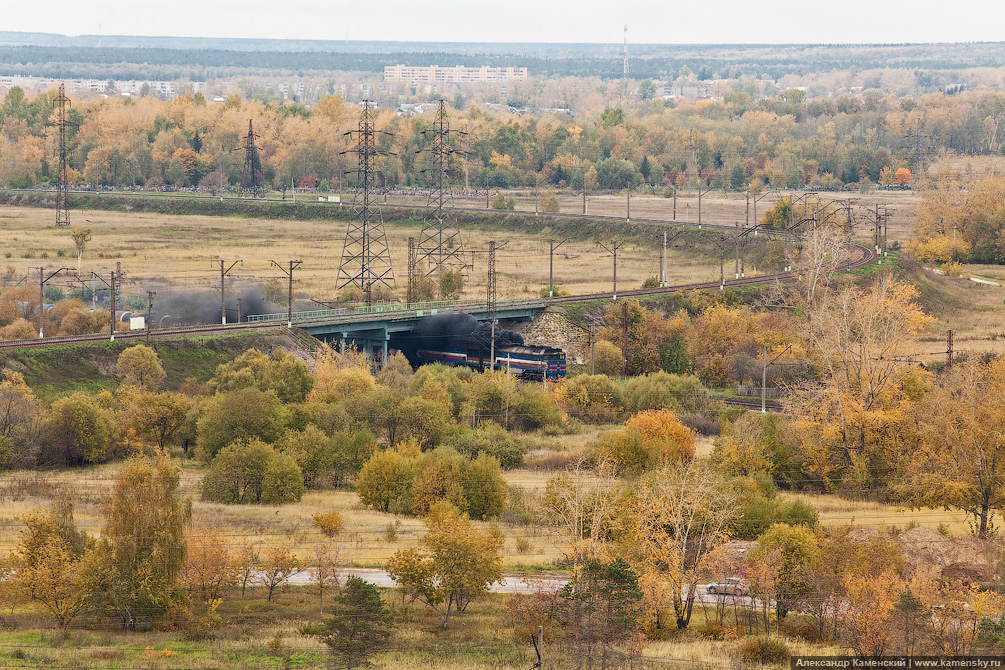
623,25,629,77
242,119,262,194
417,100,468,277
54,84,71,227
336,101,395,303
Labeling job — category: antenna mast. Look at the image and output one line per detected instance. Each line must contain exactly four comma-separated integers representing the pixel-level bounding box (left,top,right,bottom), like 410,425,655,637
623,25,629,77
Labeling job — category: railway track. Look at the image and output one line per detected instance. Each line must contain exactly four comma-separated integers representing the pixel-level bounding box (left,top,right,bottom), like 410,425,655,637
0,189,877,351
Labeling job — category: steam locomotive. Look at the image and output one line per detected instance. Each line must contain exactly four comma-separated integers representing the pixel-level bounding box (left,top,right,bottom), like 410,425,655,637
416,344,566,380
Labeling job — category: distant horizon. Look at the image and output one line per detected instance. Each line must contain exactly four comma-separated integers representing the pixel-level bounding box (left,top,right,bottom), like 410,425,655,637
0,30,1001,52
6,0,1005,46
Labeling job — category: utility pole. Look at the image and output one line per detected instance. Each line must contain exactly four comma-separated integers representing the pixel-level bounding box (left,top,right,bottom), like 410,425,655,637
661,228,686,286
761,344,792,414
111,262,122,341
270,259,302,328
242,119,262,196
216,260,242,325
416,100,468,277
548,238,568,297
338,100,396,302
621,300,630,376
626,188,631,222
590,323,596,375
487,241,497,371
145,290,155,343
406,237,418,305
947,329,954,368
54,84,71,227
598,241,624,300
34,266,74,338
735,221,741,280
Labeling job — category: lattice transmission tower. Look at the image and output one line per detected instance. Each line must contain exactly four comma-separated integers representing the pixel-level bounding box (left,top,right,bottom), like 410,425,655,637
242,119,262,195
416,100,469,277
337,101,395,303
54,84,71,227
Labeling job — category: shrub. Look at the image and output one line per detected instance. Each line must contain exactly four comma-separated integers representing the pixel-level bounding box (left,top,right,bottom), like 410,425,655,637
261,452,305,504
445,422,524,468
39,392,115,466
732,477,818,539
195,388,288,460
202,440,282,504
514,384,564,431
208,348,313,403
355,446,418,514
559,374,625,424
463,453,507,520
592,340,625,376
625,372,710,414
396,395,451,449
312,510,345,538
592,410,695,475
116,345,166,391
739,636,790,664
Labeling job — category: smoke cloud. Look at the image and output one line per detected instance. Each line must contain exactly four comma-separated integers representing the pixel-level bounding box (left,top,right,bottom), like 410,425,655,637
392,313,524,364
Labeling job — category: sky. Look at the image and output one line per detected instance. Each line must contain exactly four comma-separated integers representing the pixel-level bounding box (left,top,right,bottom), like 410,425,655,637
5,0,1005,45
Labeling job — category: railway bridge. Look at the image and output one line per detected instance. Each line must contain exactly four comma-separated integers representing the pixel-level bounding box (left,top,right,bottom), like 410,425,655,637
245,298,547,363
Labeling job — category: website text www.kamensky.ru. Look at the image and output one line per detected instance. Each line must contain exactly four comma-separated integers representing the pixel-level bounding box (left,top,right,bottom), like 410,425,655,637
792,658,1005,669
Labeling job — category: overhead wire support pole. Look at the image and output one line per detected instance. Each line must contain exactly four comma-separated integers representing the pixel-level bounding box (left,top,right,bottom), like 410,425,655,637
761,344,792,414
548,238,568,298
597,241,624,300
487,241,497,371
217,260,242,325
270,259,302,328
34,266,74,338
406,237,418,306
338,100,396,305
145,290,155,344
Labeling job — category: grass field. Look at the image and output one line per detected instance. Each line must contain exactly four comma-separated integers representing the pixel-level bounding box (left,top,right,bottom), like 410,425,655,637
0,205,722,308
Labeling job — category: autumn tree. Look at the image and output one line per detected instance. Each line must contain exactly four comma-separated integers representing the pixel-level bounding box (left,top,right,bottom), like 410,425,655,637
257,543,301,602
300,576,395,670
69,227,92,272
593,409,695,475
181,527,238,615
208,348,313,403
902,357,1005,539
624,463,737,630
0,369,42,469
14,498,91,627
195,387,288,459
83,454,191,629
39,392,115,466
793,275,932,490
116,345,166,391
842,571,904,655
387,501,503,627
750,523,818,621
122,391,192,450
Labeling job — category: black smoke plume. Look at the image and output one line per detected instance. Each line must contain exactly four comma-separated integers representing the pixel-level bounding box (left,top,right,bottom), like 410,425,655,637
142,281,287,325
392,313,523,364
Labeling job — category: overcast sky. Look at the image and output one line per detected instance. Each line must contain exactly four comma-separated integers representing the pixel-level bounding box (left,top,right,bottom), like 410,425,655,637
6,1,1005,45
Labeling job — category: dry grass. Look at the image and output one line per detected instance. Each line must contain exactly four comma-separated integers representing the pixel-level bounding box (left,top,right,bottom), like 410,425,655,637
0,206,718,306
779,491,970,535
0,458,566,569
641,635,844,668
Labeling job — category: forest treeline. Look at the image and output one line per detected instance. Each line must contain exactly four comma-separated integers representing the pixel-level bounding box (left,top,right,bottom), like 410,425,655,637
1,84,1004,197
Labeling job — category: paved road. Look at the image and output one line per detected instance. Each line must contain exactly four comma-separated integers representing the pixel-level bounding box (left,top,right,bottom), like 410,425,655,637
286,569,759,605
286,568,568,593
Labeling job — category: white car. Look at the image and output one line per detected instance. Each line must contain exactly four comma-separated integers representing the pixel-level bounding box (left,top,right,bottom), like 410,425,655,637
706,578,749,596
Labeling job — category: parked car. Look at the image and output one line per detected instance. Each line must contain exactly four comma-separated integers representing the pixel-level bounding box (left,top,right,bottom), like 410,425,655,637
706,578,749,595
